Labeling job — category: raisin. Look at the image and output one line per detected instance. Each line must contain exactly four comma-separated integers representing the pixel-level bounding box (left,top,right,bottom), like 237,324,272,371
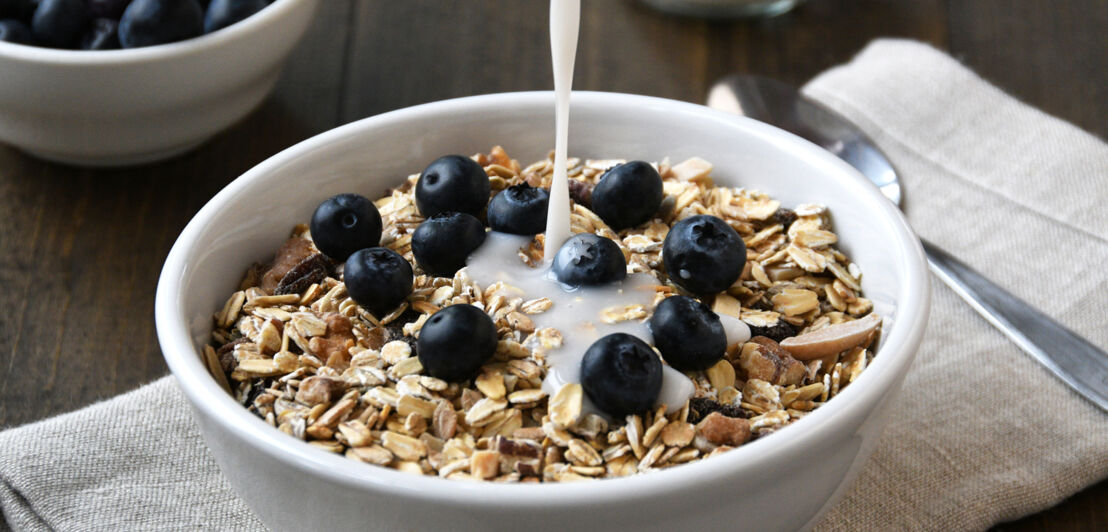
568,178,593,207
216,338,248,373
275,253,333,295
747,319,797,343
384,307,424,352
687,397,747,424
772,207,797,230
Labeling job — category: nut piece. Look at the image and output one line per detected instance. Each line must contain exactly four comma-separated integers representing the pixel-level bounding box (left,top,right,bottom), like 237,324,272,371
779,313,881,360
695,412,751,447
471,450,500,480
295,376,347,406
738,336,806,386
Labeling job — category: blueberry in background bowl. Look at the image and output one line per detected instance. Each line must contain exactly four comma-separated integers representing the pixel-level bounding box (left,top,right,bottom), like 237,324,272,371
118,0,203,48
31,0,89,48
205,0,268,33
0,19,33,44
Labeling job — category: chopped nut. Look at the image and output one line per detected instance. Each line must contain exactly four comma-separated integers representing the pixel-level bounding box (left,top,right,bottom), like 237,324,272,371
296,376,347,406
780,313,881,360
738,336,806,386
471,450,501,480
695,412,751,447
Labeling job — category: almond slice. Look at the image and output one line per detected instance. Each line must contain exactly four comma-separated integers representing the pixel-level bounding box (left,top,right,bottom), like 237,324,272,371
779,313,881,360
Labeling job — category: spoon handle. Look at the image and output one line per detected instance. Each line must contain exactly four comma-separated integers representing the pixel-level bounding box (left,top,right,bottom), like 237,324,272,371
921,239,1108,412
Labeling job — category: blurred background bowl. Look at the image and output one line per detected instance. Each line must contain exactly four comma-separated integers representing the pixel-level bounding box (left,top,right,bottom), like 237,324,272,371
0,0,320,167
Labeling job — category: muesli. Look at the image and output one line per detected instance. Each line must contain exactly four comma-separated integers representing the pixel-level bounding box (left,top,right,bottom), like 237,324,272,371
206,146,881,482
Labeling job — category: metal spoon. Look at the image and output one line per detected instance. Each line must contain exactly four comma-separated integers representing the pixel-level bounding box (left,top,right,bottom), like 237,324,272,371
707,74,1108,412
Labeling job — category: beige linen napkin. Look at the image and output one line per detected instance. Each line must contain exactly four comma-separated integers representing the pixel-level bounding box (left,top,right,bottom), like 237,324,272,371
2,39,1106,531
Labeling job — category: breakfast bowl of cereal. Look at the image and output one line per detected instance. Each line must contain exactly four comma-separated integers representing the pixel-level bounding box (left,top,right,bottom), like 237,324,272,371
155,91,929,531
0,0,319,166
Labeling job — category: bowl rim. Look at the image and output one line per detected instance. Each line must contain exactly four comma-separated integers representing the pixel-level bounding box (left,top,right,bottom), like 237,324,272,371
155,90,930,508
0,0,308,65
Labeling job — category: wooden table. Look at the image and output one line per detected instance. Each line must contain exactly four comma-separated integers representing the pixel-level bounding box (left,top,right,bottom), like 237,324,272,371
1,0,1104,529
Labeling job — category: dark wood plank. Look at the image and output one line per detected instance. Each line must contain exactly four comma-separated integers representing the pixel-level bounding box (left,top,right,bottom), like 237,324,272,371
342,0,552,121
706,0,947,91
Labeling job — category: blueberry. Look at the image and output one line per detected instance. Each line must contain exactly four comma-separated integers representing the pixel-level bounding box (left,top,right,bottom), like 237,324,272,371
487,184,549,235
649,295,726,371
580,333,662,417
80,18,120,49
415,155,490,218
662,215,746,295
411,211,486,278
417,304,498,382
309,193,382,262
343,247,413,318
87,0,130,19
551,233,626,287
0,18,33,44
119,0,202,48
31,0,87,48
590,161,663,231
203,0,266,33
0,0,36,20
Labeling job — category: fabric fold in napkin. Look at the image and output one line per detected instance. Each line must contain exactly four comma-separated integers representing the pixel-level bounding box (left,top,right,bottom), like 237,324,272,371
3,39,1107,531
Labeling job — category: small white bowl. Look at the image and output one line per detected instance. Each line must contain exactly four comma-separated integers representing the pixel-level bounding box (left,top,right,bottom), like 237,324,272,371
156,92,929,531
0,0,319,166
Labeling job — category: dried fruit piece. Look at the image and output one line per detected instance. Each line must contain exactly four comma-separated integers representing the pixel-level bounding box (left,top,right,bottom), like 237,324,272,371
780,313,881,360
260,237,316,294
687,397,746,424
275,253,333,295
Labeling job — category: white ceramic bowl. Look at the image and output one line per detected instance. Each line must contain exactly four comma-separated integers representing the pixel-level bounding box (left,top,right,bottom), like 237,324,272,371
0,0,319,166
156,92,929,531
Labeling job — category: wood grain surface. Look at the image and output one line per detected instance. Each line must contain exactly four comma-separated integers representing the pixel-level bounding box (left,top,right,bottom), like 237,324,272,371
0,0,1104,529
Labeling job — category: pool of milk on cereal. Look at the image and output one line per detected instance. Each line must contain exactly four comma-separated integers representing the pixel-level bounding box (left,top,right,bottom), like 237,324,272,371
465,0,749,417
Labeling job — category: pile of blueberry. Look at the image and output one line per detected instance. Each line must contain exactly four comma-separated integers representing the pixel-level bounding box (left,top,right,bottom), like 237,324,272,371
308,154,749,418
0,0,273,50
